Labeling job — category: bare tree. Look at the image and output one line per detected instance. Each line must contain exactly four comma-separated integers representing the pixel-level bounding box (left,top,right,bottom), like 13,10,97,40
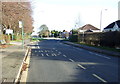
2,2,33,34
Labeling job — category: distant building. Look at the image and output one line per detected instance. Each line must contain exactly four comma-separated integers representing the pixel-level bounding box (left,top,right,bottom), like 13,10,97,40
103,20,120,32
78,24,100,33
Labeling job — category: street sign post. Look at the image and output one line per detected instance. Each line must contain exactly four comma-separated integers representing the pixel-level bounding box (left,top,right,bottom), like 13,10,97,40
19,21,24,49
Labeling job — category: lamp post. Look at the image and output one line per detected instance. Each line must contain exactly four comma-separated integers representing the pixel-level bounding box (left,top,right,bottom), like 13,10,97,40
19,20,24,49
100,9,107,31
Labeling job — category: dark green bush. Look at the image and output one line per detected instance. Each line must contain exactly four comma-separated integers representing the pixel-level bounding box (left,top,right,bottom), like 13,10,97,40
69,34,78,42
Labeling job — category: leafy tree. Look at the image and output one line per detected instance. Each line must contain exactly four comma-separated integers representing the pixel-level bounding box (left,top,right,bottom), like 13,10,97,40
38,24,49,37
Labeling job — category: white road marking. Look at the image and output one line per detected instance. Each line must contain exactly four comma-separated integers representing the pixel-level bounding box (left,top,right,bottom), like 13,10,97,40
52,54,54,56
75,47,82,51
41,50,43,52
95,54,111,59
35,51,37,52
69,59,74,62
46,53,49,56
31,46,36,49
63,55,67,57
77,64,86,69
92,74,107,83
38,46,40,49
41,53,44,56
89,51,94,54
89,52,110,59
54,54,57,56
58,52,61,54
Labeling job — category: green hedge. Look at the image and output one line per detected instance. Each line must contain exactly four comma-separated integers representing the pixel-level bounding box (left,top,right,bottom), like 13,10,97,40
78,31,120,48
69,34,78,42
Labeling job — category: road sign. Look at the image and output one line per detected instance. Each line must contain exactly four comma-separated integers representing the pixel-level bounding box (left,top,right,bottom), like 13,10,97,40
6,29,13,35
19,21,23,28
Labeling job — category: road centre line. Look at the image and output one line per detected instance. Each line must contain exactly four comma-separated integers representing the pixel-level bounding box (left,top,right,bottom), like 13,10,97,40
69,59,74,62
77,64,86,69
92,74,107,83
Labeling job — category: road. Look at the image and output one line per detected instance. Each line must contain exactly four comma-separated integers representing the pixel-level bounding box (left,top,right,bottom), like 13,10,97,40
27,39,119,82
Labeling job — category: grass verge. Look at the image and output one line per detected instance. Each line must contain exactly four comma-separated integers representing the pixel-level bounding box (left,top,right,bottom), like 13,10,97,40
73,42,120,53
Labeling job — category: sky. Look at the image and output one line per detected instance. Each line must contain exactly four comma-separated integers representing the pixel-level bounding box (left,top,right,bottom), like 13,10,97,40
31,0,119,34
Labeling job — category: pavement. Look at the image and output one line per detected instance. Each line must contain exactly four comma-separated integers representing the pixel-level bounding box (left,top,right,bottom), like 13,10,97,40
1,40,32,83
62,41,120,57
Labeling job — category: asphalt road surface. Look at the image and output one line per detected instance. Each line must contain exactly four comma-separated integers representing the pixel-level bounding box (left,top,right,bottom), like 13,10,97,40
27,39,119,83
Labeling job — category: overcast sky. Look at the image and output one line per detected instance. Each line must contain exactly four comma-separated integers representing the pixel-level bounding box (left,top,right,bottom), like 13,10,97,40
31,0,119,34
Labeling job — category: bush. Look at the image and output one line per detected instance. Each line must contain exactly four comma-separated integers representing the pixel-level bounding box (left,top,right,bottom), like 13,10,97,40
69,34,78,42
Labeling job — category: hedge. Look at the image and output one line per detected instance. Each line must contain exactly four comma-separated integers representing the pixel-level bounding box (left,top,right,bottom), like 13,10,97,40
78,31,120,48
69,34,78,42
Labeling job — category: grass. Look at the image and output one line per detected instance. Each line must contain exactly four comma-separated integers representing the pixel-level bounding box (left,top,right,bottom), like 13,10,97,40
31,38,46,41
11,40,22,42
73,42,120,53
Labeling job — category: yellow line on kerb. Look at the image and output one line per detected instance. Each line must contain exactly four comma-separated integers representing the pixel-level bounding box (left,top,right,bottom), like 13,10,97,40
20,50,31,83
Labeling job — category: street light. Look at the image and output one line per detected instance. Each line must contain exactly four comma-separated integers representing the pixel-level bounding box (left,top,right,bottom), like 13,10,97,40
100,9,107,31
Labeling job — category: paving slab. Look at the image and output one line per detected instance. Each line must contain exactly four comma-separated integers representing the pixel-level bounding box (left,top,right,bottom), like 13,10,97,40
1,43,25,83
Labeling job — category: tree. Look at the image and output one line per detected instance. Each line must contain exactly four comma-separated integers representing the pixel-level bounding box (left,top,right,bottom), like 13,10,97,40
2,2,33,34
51,30,59,37
38,24,50,37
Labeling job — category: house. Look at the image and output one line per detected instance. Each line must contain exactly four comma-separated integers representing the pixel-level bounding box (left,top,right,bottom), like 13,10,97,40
103,20,120,32
78,24,100,33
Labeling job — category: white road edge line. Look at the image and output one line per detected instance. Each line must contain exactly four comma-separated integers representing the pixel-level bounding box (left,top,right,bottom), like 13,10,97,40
89,52,110,59
95,54,111,59
92,74,107,83
77,64,86,69
69,59,74,62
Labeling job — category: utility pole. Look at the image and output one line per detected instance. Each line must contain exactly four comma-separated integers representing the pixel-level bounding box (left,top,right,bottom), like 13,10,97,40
100,9,107,31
